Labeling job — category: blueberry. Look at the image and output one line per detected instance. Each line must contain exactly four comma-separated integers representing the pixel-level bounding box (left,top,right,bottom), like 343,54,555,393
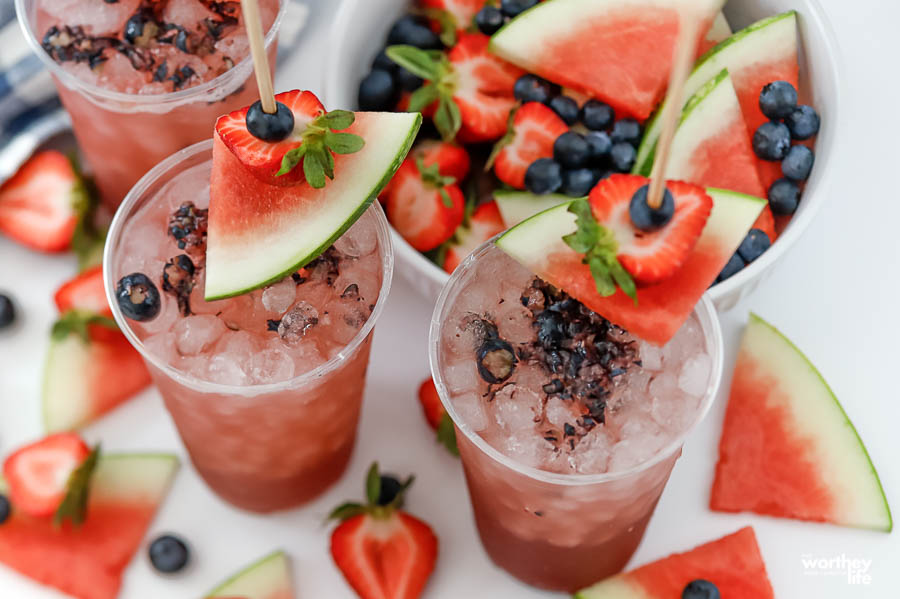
358,69,397,111
0,294,14,329
716,253,745,283
116,273,160,322
592,168,613,182
372,48,397,73
553,131,590,168
580,99,615,131
513,74,557,105
781,145,814,181
387,15,442,49
477,337,516,383
759,80,798,120
584,131,612,163
148,535,190,573
561,168,597,197
752,121,792,161
525,158,563,194
536,310,565,349
395,67,424,92
785,105,820,140
609,142,636,172
245,100,294,142
610,118,642,146
500,0,538,18
376,475,404,506
123,13,148,44
768,178,801,215
629,184,674,231
475,5,505,35
0,494,9,525
549,95,579,125
737,228,771,263
682,579,720,599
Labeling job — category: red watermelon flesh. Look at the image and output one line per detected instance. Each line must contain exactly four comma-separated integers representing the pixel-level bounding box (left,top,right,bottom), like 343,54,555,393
0,454,178,599
574,527,774,598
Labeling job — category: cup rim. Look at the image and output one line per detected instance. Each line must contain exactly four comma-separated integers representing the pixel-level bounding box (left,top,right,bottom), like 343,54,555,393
102,139,395,396
15,0,286,106
428,241,724,486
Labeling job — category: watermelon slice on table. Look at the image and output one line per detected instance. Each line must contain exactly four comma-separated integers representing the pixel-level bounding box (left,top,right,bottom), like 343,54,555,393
0,453,179,599
495,187,764,345
711,314,892,531
489,0,725,120
574,527,774,599
206,550,293,599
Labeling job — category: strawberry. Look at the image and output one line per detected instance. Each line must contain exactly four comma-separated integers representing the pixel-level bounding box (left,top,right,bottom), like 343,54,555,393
417,377,459,455
443,201,505,273
414,140,470,182
54,265,111,318
0,150,79,253
384,157,465,252
490,102,568,189
2,433,91,518
422,0,488,43
329,463,438,599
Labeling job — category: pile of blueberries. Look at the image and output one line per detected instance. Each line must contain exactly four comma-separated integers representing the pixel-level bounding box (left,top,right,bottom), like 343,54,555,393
752,80,820,216
516,74,643,197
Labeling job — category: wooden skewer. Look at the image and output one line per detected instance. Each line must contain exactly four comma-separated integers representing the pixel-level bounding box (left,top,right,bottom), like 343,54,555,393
646,16,701,209
240,0,276,114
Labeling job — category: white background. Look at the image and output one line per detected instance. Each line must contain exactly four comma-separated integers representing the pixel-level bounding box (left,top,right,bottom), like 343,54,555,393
1,0,899,597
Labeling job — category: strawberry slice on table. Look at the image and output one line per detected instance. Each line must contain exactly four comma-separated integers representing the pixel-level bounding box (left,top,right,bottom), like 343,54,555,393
2,433,91,518
417,377,459,455
385,156,465,252
330,463,438,599
54,265,111,317
491,102,568,189
443,201,505,273
0,150,79,253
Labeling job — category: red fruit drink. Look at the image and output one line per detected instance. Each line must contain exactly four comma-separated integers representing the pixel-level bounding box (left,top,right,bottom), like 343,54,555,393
103,141,392,512
16,0,284,207
429,242,723,591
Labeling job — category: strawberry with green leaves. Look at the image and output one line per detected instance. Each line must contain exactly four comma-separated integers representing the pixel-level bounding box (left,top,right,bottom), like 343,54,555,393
329,463,438,599
489,102,568,189
417,377,459,455
442,201,505,273
421,0,490,45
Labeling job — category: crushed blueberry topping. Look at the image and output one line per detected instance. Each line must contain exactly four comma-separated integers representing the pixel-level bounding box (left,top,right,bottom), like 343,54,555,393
167,202,208,256
161,254,196,316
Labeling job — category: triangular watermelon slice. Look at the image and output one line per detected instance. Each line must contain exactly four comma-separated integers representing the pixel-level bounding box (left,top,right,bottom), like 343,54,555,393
574,527,774,599
205,111,421,300
711,314,892,531
698,11,732,55
494,190,575,229
0,453,179,599
489,0,726,120
495,188,765,345
206,550,293,599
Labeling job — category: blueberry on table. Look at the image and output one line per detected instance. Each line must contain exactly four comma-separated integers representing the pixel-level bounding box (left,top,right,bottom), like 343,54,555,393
609,142,637,172
501,0,538,18
148,534,190,574
376,475,405,506
245,100,294,142
387,15,442,49
785,105,820,140
768,178,801,215
610,118,642,146
737,228,771,263
585,131,612,162
395,67,424,92
553,131,590,168
561,168,597,197
752,121,792,161
358,70,396,111
629,184,674,231
781,145,815,181
513,74,557,105
0,294,15,329
682,578,721,599
716,253,746,283
759,80,798,120
0,494,10,524
116,273,161,322
475,5,505,35
549,95,579,125
580,99,615,131
525,158,563,194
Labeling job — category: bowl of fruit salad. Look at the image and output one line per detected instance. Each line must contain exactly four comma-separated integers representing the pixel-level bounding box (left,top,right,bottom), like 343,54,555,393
325,0,840,310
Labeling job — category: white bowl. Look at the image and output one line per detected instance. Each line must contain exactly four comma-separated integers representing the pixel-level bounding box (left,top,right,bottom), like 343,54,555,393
325,0,841,310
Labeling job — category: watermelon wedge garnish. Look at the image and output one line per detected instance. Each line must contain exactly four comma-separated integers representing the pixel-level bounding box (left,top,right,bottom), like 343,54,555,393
574,527,774,599
206,550,294,599
711,313,892,531
494,190,575,229
495,186,764,345
0,453,179,599
489,0,725,120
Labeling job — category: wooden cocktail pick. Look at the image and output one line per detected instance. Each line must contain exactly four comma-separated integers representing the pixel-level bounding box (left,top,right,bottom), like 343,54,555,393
240,0,277,113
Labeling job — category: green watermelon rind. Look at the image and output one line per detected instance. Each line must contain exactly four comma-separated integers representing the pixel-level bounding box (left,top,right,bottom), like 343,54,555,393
493,190,580,229
732,313,892,532
205,550,292,598
205,112,422,300
634,10,798,175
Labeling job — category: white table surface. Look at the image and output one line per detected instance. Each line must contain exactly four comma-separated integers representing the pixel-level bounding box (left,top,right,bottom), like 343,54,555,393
2,0,899,597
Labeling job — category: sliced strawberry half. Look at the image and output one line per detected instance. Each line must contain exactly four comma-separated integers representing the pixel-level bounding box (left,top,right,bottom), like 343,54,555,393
215,89,326,186
0,150,78,253
589,174,713,284
417,377,459,456
54,265,111,318
492,102,568,189
443,201,505,273
2,433,91,518
415,140,471,182
422,0,488,37
385,157,465,252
